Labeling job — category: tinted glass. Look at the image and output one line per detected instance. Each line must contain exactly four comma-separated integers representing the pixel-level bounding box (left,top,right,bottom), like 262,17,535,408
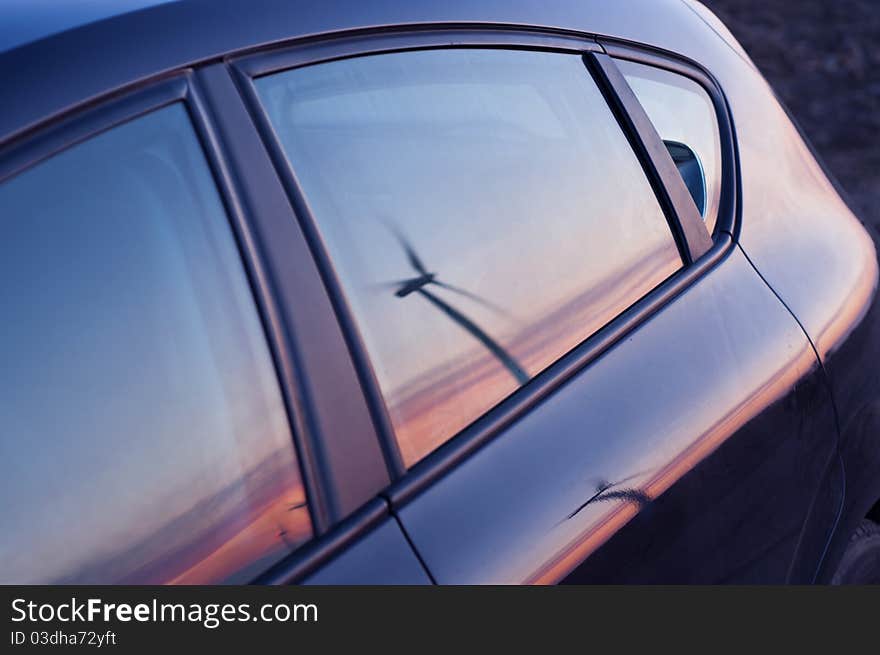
257,49,681,466
617,59,723,233
0,104,312,583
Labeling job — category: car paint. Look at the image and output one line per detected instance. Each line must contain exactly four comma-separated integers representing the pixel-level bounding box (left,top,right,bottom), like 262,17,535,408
303,518,432,585
1,0,877,583
399,246,839,583
0,0,176,54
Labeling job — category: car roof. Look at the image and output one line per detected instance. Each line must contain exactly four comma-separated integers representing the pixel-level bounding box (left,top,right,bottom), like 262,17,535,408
0,0,720,148
0,0,178,54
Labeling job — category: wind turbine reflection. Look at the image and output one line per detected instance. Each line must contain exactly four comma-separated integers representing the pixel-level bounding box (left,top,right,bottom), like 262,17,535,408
380,221,529,385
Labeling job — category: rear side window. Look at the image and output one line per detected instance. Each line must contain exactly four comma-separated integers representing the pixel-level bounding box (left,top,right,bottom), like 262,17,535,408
616,59,723,233
256,49,682,466
0,104,312,583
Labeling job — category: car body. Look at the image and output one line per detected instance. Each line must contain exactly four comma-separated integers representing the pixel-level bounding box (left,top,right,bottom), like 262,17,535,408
1,0,878,584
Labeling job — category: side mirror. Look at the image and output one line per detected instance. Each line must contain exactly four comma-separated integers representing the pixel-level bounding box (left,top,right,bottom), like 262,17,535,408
664,140,706,218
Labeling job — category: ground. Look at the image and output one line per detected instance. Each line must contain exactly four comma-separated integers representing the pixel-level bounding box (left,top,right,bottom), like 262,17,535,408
702,0,880,230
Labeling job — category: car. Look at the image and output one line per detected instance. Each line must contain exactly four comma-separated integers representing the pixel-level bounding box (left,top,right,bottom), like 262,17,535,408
2,0,879,585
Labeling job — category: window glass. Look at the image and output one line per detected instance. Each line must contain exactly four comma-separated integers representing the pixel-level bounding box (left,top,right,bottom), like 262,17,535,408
257,49,681,466
616,58,723,233
0,104,312,583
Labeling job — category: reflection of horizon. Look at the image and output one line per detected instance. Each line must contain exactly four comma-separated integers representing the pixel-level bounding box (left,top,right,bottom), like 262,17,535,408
387,241,680,465
52,450,311,585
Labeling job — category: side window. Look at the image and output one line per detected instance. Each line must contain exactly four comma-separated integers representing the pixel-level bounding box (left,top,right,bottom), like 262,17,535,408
0,104,312,583
616,59,723,233
256,49,682,466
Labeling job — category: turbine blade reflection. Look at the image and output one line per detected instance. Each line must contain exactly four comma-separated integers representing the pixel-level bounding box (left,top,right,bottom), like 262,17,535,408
383,218,430,276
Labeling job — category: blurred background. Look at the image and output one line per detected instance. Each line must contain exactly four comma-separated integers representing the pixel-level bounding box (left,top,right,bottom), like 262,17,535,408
702,0,879,230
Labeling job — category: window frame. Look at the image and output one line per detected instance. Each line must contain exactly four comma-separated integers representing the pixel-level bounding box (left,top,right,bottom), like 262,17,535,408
231,27,739,512
601,39,740,238
190,65,392,526
0,73,334,557
588,52,713,262
231,30,613,485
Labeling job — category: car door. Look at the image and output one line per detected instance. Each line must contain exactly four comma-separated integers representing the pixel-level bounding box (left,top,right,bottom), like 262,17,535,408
236,29,842,583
